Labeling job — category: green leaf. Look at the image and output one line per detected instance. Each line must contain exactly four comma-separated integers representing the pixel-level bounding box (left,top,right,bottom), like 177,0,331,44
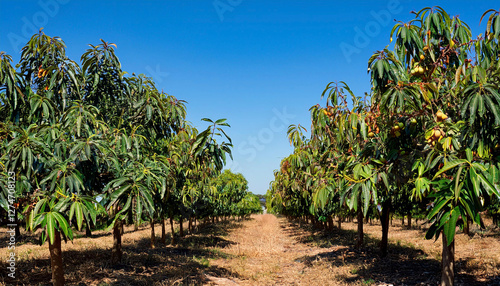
425,222,439,240
477,172,500,198
444,206,460,245
427,196,452,219
46,212,56,245
454,166,463,201
75,202,84,230
466,149,473,162
53,212,72,240
379,172,389,191
433,159,468,179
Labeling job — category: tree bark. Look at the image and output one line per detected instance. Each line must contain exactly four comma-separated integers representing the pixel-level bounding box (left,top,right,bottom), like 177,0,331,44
111,219,122,265
408,213,412,228
85,221,92,237
337,216,342,229
356,202,364,249
179,217,184,237
463,215,471,236
188,216,192,235
150,218,155,248
401,215,405,227
328,216,334,230
441,233,455,286
133,197,139,231
170,216,176,245
161,218,166,244
380,200,391,257
49,230,65,286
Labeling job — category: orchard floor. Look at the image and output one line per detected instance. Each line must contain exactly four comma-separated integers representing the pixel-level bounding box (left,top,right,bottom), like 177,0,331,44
208,215,500,286
0,214,499,285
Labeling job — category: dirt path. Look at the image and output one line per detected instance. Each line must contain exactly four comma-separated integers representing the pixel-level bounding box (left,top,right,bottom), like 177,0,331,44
209,215,500,286
209,214,355,285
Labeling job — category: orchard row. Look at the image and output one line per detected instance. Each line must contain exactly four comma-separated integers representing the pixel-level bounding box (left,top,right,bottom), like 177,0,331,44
0,31,261,286
267,7,500,286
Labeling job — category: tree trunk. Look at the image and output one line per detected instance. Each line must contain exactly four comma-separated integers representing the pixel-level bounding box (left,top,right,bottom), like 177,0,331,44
179,217,184,237
337,216,342,229
133,197,139,231
212,216,215,224
170,216,176,245
49,230,65,286
161,219,166,244
356,202,364,248
121,222,124,235
328,216,334,230
150,218,155,248
85,222,92,237
464,215,471,236
188,216,192,235
441,233,455,286
401,215,405,227
111,219,122,265
408,213,412,228
314,217,321,229
380,200,391,257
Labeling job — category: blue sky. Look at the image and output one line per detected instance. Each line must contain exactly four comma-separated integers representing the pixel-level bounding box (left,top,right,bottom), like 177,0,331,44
1,0,498,194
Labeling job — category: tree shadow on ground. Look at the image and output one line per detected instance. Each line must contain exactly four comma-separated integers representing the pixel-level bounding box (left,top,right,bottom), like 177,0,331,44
0,220,243,286
283,219,500,286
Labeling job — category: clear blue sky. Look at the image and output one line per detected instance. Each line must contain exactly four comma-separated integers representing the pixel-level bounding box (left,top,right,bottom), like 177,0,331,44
1,0,498,194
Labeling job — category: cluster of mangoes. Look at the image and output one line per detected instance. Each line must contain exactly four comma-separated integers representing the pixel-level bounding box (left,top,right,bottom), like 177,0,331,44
390,121,405,137
410,64,425,76
427,129,443,146
410,44,433,77
436,110,448,122
37,65,49,78
321,106,335,117
426,111,449,146
365,113,380,138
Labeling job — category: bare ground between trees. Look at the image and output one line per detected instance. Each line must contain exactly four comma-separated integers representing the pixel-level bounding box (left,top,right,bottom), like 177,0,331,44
1,214,499,285
209,214,500,286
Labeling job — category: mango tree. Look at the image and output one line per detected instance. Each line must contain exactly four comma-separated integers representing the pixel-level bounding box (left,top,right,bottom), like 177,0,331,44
370,7,500,285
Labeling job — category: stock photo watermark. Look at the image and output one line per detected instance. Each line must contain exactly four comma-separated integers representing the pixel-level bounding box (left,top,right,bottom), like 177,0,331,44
6,0,70,52
145,64,170,84
339,0,403,63
213,0,244,22
6,171,17,279
227,106,295,173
